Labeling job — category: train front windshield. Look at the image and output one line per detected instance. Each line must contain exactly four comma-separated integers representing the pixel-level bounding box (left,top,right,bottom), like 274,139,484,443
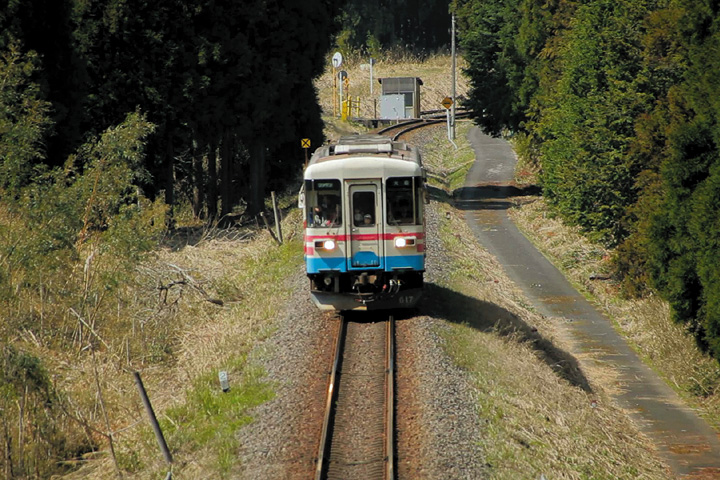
386,177,423,225
306,179,342,227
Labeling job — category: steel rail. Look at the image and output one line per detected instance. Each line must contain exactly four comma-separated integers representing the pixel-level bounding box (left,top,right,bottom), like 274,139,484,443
315,314,396,480
382,112,472,141
392,119,444,141
385,315,396,480
377,109,472,140
315,316,346,480
377,118,424,135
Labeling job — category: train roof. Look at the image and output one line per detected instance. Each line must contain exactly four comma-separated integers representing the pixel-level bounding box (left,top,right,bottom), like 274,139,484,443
308,135,421,166
305,135,422,180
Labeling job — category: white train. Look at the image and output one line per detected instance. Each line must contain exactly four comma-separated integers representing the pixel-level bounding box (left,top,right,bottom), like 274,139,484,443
300,134,426,311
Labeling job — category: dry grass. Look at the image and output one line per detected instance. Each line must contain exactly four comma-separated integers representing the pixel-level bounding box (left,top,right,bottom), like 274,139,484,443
509,197,720,428
54,211,306,479
423,120,476,192
430,202,668,479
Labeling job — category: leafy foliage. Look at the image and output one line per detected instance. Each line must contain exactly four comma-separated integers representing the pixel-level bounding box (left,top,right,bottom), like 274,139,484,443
2,0,343,221
536,0,654,244
1,2,343,474
455,0,720,361
0,112,166,477
0,44,51,193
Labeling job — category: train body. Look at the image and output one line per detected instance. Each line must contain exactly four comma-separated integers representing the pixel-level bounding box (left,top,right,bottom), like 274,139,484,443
300,134,426,311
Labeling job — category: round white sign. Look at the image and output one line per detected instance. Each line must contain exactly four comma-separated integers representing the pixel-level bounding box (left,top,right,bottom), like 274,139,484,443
332,51,343,69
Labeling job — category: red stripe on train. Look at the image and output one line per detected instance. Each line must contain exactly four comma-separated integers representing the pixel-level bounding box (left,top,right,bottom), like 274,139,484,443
305,243,425,255
305,232,425,242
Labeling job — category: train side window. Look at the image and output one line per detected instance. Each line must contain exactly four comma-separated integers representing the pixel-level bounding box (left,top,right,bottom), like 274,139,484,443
386,176,421,225
307,179,342,227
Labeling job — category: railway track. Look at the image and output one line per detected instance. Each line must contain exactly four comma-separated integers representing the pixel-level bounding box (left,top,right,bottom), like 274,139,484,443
378,109,471,140
315,314,396,480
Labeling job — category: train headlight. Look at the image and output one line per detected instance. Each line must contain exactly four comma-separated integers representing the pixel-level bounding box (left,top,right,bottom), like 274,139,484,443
394,237,416,248
314,239,337,251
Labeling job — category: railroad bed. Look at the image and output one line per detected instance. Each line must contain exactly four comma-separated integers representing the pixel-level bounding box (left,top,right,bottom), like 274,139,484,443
315,314,396,480
376,109,470,141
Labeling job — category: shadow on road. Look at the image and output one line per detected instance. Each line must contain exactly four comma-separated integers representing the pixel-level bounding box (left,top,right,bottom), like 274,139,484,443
428,183,541,212
454,184,541,209
416,282,592,394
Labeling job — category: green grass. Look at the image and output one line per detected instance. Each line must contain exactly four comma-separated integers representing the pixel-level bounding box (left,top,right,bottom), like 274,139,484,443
161,360,274,477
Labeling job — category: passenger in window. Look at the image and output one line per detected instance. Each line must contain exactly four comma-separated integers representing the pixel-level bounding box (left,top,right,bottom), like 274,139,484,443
363,214,373,225
325,205,339,226
313,206,325,226
324,197,341,226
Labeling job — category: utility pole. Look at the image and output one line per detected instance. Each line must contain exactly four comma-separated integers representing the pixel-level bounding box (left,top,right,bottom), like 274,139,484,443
451,13,457,140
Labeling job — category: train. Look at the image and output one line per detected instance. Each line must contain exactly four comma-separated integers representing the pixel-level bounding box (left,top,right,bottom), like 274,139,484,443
300,134,426,311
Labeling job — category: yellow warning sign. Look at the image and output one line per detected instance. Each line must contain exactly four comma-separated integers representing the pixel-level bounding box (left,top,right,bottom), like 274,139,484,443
301,138,311,149
441,96,453,109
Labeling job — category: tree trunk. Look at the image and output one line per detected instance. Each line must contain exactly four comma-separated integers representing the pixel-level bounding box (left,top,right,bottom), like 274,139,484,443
246,139,266,216
4,418,12,479
220,128,234,218
164,124,175,227
191,140,205,220
207,138,218,221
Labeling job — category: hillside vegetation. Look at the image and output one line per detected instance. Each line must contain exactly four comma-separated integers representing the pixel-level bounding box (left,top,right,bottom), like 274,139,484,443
454,0,720,363
2,1,339,476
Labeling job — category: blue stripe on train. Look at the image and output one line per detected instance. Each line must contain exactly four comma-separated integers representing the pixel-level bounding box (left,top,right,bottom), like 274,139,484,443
306,254,424,274
351,251,381,268
384,254,424,271
306,255,348,273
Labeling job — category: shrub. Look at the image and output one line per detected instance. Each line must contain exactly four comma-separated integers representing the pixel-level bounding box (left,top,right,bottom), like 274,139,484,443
0,111,167,477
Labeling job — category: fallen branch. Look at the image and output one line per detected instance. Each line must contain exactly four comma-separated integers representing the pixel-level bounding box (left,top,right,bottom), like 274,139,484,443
166,263,224,306
69,308,111,352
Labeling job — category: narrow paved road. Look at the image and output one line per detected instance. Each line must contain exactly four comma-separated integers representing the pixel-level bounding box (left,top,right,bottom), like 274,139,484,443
460,127,720,478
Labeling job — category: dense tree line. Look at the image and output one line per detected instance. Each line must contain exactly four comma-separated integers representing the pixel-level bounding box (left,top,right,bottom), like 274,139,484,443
454,0,720,361
1,0,342,222
337,0,451,56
